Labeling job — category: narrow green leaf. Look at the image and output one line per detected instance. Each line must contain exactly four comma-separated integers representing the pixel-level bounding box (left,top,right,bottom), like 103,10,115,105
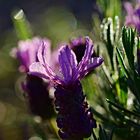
99,125,108,140
106,99,140,118
108,104,124,121
91,107,115,126
122,26,135,70
12,9,32,40
116,47,128,78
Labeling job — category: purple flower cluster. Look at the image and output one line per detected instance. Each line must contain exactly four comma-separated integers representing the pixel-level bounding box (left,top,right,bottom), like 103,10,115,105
12,37,55,119
11,37,51,72
124,1,140,34
29,36,103,139
55,81,96,139
29,37,103,85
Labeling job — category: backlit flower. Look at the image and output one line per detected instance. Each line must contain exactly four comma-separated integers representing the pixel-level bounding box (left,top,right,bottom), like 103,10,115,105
12,37,55,119
29,36,103,139
29,37,103,85
11,37,51,72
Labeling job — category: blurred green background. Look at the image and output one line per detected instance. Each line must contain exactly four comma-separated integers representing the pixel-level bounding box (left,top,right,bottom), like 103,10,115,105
0,0,136,140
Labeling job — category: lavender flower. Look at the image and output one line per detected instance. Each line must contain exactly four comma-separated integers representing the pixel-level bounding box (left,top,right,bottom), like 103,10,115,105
29,37,103,139
124,2,140,34
11,37,51,72
12,37,55,119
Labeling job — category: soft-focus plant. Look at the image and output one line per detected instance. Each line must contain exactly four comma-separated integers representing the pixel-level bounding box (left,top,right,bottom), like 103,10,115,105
96,0,122,19
88,15,140,140
11,10,58,140
7,1,140,140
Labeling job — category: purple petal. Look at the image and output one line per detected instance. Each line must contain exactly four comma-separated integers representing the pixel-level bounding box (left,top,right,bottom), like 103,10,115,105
29,62,50,79
83,37,93,60
16,47,30,72
28,37,41,64
124,2,134,15
76,37,104,79
88,57,104,70
80,57,104,78
58,45,78,83
12,37,50,73
51,48,59,71
29,62,62,85
18,39,34,66
124,2,135,25
37,40,51,65
70,37,84,48
78,37,93,75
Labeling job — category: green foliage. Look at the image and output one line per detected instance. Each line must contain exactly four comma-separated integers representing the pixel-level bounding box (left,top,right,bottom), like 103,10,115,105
92,17,140,140
96,0,122,18
100,16,128,106
122,27,135,70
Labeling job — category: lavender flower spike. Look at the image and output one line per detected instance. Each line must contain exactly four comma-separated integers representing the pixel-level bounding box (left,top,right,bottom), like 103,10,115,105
11,37,55,119
29,37,103,139
11,37,51,72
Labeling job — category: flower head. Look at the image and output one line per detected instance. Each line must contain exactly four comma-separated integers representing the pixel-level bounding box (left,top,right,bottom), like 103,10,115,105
124,2,140,34
29,36,103,139
11,37,55,119
29,36,103,85
11,37,51,72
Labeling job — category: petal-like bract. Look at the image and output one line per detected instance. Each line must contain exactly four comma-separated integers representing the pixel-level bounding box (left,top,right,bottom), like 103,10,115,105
59,46,78,84
29,36,103,85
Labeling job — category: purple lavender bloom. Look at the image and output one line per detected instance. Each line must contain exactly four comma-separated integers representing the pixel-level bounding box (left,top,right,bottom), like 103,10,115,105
11,37,55,119
29,37,103,85
124,2,140,34
11,37,51,72
29,37,103,139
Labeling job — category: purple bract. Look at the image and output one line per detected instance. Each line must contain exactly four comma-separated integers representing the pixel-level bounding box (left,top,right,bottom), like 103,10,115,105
11,37,51,72
29,36,103,85
124,1,140,34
